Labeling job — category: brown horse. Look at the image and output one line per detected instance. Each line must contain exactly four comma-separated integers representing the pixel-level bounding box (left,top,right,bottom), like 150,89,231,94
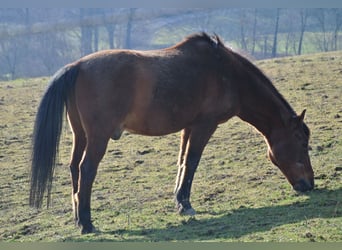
30,33,314,234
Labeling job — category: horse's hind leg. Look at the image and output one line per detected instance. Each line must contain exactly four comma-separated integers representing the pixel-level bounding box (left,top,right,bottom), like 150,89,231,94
67,113,86,224
69,132,86,223
76,135,110,234
174,128,191,194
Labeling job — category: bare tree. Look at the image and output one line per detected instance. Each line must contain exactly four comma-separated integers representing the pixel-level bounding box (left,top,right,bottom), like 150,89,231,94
0,38,20,79
263,35,269,58
332,8,342,51
251,9,258,55
315,9,329,52
34,31,72,75
102,8,121,49
93,26,99,52
125,8,136,49
106,24,116,49
80,8,93,56
297,9,308,55
238,9,248,51
272,8,281,57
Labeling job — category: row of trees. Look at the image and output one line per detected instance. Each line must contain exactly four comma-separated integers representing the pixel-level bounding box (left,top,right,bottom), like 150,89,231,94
0,8,341,80
236,8,341,57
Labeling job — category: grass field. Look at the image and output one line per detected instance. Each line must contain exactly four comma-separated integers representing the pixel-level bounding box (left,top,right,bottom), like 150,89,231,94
0,51,341,242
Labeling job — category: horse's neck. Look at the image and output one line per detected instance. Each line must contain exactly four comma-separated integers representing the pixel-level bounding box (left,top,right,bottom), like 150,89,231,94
225,51,295,142
236,82,291,141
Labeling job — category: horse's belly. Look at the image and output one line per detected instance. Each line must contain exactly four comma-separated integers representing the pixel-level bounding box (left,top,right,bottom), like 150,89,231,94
123,108,194,136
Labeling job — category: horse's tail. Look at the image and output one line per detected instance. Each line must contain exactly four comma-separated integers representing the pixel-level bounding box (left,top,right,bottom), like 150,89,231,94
30,63,80,208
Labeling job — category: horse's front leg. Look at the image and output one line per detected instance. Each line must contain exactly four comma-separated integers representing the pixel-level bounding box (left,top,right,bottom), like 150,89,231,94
175,151,201,216
174,122,217,216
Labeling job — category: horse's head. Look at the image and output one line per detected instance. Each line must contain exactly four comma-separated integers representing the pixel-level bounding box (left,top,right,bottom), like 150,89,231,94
267,110,314,192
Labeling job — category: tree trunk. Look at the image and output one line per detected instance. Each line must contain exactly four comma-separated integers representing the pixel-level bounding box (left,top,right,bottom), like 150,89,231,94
251,9,258,55
272,8,280,58
263,35,268,58
1,39,18,79
285,32,291,56
80,9,93,56
106,24,116,49
125,8,136,49
94,26,99,52
316,9,328,52
297,9,308,55
333,9,342,51
239,9,248,51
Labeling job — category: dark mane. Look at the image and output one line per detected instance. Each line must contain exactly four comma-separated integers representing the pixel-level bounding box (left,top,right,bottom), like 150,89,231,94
179,32,219,49
229,49,296,116
184,32,215,43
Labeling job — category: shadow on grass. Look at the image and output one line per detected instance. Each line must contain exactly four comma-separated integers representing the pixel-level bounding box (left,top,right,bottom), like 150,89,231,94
70,187,342,241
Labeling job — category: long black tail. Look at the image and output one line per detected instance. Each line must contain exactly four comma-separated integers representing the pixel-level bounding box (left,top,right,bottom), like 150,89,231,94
30,63,80,208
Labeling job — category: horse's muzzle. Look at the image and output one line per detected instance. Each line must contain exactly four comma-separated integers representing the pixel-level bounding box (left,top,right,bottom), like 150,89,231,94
293,178,314,192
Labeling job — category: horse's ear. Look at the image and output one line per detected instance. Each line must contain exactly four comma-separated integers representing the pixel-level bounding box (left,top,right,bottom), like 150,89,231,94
287,109,306,129
214,33,224,47
298,109,306,122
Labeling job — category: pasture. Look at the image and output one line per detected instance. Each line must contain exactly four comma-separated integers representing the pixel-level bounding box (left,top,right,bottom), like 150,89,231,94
0,51,341,242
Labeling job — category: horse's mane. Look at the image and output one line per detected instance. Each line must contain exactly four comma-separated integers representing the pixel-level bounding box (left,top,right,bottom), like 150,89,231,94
178,32,221,50
183,32,215,43
219,41,297,117
219,39,310,136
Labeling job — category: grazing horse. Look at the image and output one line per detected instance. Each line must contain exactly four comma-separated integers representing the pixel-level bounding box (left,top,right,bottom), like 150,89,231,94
30,33,314,234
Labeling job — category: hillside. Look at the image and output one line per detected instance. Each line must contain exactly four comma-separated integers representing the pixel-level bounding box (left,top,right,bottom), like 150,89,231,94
0,51,341,242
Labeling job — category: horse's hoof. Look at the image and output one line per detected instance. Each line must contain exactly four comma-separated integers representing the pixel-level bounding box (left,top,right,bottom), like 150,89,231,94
180,207,196,216
80,224,97,234
177,203,196,216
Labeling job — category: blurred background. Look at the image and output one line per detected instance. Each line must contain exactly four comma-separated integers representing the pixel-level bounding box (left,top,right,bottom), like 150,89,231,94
0,8,341,80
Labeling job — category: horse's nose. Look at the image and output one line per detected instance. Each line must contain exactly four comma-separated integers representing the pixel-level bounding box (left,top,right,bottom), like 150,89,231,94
293,178,314,192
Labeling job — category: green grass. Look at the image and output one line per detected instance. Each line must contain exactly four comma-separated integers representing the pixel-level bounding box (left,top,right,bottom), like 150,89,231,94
0,51,341,242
